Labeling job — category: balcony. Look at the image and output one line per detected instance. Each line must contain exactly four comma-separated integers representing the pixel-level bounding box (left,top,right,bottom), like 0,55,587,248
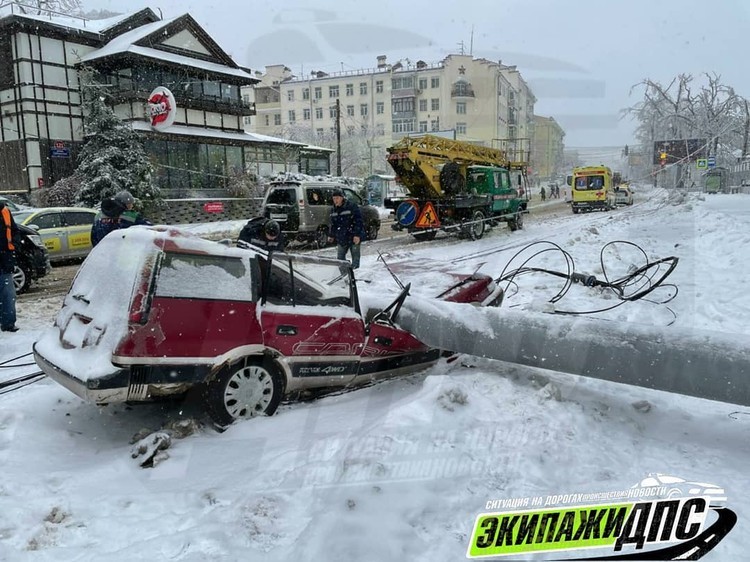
451,80,475,98
391,87,417,99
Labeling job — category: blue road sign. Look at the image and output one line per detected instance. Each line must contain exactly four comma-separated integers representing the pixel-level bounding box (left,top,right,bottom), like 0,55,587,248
707,156,716,168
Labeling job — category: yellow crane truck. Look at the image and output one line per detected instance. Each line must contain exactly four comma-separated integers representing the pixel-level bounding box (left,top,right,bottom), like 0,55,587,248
385,135,530,241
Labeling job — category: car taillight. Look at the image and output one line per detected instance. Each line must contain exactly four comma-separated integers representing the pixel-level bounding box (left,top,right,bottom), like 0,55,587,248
128,260,156,324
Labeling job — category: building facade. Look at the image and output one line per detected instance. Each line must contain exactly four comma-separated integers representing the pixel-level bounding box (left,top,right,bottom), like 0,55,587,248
247,54,540,174
532,115,566,181
0,6,328,199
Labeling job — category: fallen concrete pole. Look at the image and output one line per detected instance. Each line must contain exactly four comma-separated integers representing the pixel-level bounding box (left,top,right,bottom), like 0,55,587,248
398,297,750,407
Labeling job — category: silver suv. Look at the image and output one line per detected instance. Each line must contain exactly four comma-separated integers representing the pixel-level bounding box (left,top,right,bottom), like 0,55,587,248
262,180,381,247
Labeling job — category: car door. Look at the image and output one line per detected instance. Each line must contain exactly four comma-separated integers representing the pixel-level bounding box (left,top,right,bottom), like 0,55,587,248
27,211,67,259
258,255,363,389
62,210,96,259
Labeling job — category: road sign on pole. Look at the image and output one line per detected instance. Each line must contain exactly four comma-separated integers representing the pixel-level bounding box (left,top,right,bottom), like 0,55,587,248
707,156,716,169
697,158,708,170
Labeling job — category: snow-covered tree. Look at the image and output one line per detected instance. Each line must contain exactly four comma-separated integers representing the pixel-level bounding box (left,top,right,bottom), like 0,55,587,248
14,0,82,16
76,70,156,207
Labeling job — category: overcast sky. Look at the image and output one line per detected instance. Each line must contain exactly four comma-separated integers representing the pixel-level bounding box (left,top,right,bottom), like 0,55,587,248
83,0,750,148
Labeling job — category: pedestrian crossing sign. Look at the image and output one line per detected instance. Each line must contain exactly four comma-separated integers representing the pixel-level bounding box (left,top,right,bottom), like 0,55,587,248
697,158,708,170
415,202,440,228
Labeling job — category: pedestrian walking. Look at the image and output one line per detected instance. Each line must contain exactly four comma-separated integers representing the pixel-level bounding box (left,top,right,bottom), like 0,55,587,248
91,190,152,247
0,200,19,332
328,188,365,269
237,217,286,252
540,186,547,201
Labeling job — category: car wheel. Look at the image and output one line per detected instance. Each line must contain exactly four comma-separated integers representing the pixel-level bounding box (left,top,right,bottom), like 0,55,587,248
204,358,285,426
572,207,579,214
366,221,379,241
315,227,329,249
12,263,31,294
509,211,523,231
466,210,485,240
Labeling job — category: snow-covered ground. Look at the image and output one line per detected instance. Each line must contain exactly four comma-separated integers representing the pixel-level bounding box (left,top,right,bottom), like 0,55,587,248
1,186,749,560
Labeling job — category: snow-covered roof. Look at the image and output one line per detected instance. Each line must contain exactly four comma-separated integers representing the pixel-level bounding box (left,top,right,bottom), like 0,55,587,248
79,16,179,59
129,121,302,145
82,43,255,82
0,10,138,33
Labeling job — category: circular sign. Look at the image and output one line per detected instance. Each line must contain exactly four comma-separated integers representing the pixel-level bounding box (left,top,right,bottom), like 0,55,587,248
396,200,419,226
147,87,177,130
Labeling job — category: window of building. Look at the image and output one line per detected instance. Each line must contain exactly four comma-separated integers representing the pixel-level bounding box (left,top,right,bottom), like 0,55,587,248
376,80,384,93
347,126,355,135
315,107,323,119
303,108,311,120
244,116,252,125
329,107,337,118
392,98,415,113
392,76,414,90
419,99,427,111
288,110,296,122
431,118,440,131
419,121,428,132
264,115,270,126
376,102,384,114
346,83,354,96
360,104,368,117
360,82,368,95
347,105,355,116
287,90,294,102
418,77,427,90
392,119,416,133
457,102,467,114
303,88,310,100
456,122,467,134
316,128,324,136
329,85,339,98
376,123,385,136
431,77,440,88
274,114,281,125
314,87,322,99
431,98,440,111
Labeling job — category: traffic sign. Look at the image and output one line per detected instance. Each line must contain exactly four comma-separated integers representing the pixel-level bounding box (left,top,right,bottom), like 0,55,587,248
697,159,707,170
707,156,716,169
415,202,440,228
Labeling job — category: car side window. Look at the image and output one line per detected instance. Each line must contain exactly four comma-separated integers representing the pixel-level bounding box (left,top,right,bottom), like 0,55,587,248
31,212,63,229
64,211,96,226
264,257,351,308
344,189,362,205
155,252,255,302
307,189,325,205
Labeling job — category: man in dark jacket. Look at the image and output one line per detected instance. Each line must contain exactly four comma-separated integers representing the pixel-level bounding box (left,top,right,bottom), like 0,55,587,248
237,217,286,252
327,188,365,268
91,190,151,247
0,201,19,332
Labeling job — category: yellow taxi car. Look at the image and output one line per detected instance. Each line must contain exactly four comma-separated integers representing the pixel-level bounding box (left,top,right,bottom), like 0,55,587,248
12,207,98,262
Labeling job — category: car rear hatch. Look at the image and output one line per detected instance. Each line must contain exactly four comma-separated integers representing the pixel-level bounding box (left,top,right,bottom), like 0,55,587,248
34,228,160,402
263,185,300,233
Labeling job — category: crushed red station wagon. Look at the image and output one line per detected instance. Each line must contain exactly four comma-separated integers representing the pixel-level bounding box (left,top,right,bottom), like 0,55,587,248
33,226,503,425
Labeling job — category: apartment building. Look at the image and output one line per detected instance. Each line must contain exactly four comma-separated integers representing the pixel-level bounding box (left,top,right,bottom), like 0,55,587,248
532,115,566,181
247,54,540,172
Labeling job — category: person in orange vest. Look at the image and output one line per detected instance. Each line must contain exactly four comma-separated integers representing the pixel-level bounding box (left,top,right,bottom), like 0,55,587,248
0,200,19,332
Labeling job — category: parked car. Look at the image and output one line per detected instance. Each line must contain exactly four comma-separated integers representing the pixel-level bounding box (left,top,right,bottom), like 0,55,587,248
12,207,98,262
0,195,29,213
12,223,51,294
262,180,381,247
615,185,634,206
33,226,503,426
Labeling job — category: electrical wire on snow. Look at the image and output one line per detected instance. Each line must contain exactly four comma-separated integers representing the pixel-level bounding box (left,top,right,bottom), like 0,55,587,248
0,352,36,368
495,240,679,320
0,371,47,395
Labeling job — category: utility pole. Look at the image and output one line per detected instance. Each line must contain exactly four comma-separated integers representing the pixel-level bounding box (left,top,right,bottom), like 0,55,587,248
336,98,342,176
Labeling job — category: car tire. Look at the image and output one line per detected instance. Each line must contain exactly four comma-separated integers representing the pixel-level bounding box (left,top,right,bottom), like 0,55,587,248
315,227,329,249
509,211,523,231
466,210,485,240
366,221,379,241
12,262,32,294
204,358,285,426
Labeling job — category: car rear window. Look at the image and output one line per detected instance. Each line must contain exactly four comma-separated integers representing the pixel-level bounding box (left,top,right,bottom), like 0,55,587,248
266,187,296,205
155,252,255,302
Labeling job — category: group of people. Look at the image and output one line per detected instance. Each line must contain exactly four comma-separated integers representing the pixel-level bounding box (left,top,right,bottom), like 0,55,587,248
239,187,365,269
540,184,561,201
1,190,150,334
2,187,366,333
